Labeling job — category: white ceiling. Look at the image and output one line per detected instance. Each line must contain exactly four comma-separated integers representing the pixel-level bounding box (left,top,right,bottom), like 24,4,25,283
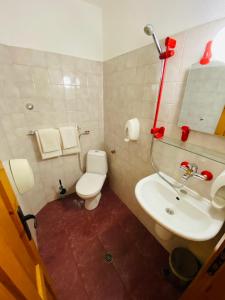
102,0,225,60
0,0,225,61
0,0,103,60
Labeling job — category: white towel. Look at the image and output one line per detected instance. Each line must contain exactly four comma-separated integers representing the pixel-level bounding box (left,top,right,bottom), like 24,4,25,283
59,127,78,149
59,126,80,155
35,129,62,160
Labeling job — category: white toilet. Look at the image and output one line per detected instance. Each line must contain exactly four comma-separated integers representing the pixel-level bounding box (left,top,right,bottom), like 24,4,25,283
76,150,108,210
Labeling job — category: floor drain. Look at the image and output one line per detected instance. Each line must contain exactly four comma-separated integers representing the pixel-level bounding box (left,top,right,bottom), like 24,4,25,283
165,208,174,215
104,253,113,263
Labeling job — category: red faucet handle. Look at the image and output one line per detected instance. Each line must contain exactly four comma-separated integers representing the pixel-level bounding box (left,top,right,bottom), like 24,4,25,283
201,170,213,181
180,161,189,168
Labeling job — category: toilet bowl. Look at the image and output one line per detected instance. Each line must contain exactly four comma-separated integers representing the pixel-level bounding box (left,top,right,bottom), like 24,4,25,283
76,150,108,210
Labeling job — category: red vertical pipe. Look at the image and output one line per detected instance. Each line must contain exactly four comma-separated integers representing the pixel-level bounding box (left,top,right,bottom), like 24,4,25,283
150,37,176,138
152,58,168,129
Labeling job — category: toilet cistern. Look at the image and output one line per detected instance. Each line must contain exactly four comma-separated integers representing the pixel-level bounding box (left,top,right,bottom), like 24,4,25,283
179,161,213,182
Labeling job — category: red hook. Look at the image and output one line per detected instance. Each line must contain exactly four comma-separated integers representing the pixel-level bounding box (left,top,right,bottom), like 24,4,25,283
200,41,213,65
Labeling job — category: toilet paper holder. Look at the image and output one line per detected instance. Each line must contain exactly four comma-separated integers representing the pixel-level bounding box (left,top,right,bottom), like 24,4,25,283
124,118,140,142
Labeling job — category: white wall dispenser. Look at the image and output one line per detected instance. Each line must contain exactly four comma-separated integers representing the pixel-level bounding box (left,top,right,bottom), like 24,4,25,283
211,170,225,209
124,118,140,142
3,159,37,243
9,159,34,194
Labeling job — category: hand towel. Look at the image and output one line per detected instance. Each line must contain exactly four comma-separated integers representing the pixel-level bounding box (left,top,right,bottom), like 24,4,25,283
59,127,78,149
59,126,80,155
35,129,62,160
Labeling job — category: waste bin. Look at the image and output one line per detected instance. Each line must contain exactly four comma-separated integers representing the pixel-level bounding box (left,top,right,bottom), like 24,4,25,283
168,247,201,288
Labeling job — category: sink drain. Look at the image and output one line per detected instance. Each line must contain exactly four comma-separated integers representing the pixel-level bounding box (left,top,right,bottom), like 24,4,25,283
104,253,113,263
165,208,174,215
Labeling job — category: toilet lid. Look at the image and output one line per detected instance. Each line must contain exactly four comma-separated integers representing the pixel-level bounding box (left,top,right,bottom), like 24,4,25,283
76,173,106,198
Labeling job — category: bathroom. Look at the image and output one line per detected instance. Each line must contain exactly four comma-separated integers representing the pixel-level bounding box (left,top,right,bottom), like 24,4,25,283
0,0,225,299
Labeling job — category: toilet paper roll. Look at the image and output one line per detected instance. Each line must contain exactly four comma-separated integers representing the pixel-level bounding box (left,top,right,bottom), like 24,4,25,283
9,159,34,194
124,118,140,142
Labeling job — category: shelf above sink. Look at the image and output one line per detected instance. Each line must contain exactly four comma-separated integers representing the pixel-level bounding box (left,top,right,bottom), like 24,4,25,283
157,137,225,165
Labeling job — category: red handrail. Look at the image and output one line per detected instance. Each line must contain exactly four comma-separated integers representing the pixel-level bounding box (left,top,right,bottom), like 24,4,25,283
152,58,168,130
150,37,176,139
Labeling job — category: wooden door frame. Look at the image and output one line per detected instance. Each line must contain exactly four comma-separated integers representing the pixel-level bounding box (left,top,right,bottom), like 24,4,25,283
0,161,56,299
181,234,225,299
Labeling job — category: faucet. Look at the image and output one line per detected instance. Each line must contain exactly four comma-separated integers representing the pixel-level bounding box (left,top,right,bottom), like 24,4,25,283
180,161,213,182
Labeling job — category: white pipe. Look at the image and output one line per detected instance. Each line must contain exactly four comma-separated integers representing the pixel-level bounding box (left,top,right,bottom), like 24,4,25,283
149,136,185,192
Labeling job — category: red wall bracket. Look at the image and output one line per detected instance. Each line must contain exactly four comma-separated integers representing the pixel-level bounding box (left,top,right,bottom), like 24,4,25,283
151,127,165,139
159,37,176,59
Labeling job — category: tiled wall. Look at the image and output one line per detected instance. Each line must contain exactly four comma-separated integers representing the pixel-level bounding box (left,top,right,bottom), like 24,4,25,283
0,44,104,214
1,17,225,261
104,18,225,261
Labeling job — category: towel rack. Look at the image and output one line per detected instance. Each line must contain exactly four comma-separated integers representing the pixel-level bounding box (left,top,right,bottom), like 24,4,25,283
27,130,36,135
27,127,89,136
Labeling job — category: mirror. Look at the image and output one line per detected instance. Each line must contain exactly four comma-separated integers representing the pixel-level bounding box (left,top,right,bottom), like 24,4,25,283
179,27,225,137
178,61,225,136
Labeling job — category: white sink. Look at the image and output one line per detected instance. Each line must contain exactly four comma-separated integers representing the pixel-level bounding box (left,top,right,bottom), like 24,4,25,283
135,173,224,241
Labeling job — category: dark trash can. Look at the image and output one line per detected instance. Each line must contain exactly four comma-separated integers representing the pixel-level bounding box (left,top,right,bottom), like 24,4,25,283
167,247,201,288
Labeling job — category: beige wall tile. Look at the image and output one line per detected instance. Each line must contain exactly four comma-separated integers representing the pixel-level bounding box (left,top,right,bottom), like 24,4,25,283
48,68,64,85
0,45,12,64
3,81,20,98
17,81,36,98
46,52,62,69
0,45,103,216
32,67,50,85
10,47,47,67
12,65,32,82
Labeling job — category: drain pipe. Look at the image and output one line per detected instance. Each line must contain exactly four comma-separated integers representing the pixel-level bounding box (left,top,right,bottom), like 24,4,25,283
78,129,90,173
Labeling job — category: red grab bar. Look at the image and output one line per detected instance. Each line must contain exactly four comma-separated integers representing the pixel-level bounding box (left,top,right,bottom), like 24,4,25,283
150,37,176,139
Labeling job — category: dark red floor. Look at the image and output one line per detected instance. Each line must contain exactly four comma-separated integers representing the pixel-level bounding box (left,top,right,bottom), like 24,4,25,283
37,185,181,300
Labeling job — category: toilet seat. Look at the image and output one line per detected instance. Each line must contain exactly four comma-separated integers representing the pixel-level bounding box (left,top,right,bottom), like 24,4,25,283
76,173,106,199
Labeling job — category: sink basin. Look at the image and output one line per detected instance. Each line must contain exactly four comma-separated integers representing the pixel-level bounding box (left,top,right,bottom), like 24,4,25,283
135,173,224,241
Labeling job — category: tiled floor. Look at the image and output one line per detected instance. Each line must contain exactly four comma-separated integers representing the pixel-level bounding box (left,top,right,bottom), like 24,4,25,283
37,185,182,300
